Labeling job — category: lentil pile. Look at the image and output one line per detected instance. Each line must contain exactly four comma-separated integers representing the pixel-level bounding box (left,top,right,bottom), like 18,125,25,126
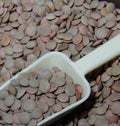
0,0,120,126
0,67,83,125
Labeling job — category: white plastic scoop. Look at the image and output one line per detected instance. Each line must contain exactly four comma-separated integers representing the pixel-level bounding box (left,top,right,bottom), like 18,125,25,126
0,35,120,126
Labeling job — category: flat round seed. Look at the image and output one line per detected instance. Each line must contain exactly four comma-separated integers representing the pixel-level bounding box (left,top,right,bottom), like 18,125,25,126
105,20,116,28
60,101,69,108
72,19,81,26
65,84,75,96
28,119,37,126
47,98,55,107
46,93,56,98
111,65,120,76
11,99,21,110
68,44,78,56
112,81,120,93
81,16,88,25
91,12,101,20
21,12,30,20
21,93,29,101
54,0,63,10
70,96,77,104
96,104,108,115
13,112,20,124
14,58,24,70
31,107,42,119
95,27,109,39
26,72,38,80
54,86,65,95
39,95,49,103
3,114,13,124
56,71,65,78
49,32,57,39
1,34,10,46
101,73,111,82
106,3,115,13
38,69,53,80
11,22,20,28
5,95,15,107
21,36,30,44
54,10,63,16
52,103,62,112
62,5,71,16
39,79,50,93
57,34,64,40
75,43,84,51
29,79,39,88
62,32,73,41
46,41,57,50
11,30,24,40
90,0,99,8
34,5,44,16
0,90,9,100
74,84,83,100
40,36,49,43
43,109,51,119
49,83,58,92
57,93,69,102
23,2,33,11
0,7,4,15
82,46,93,55
105,110,119,124
9,12,18,22
74,0,84,6
88,18,97,27
16,88,26,99
72,34,82,44
23,99,36,112
0,50,4,60
68,27,78,36
66,75,73,84
95,118,109,126
18,74,29,87
12,44,23,53
13,52,23,58
46,13,56,20
38,102,48,113
88,114,97,125
106,13,116,21
109,92,120,101
102,87,111,99
55,76,66,87
40,23,51,36
78,24,88,35
25,24,37,37
5,46,13,55
35,0,45,5
26,41,36,49
0,101,9,112
7,85,17,96
0,1,3,7
27,53,37,61
5,58,14,69
19,112,31,125
58,43,68,51
26,87,38,95
83,36,89,46
111,102,120,115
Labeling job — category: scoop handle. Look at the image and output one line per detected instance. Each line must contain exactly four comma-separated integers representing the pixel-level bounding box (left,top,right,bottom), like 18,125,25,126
74,35,120,75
